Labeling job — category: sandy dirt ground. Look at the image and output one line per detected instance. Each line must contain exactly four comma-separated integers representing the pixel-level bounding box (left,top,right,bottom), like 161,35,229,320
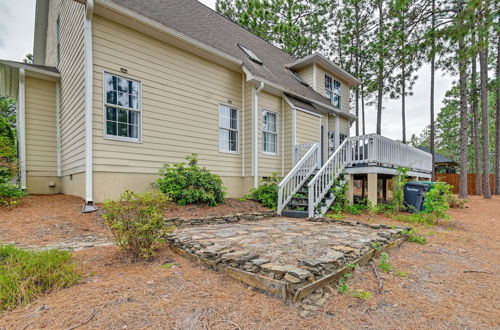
0,195,499,329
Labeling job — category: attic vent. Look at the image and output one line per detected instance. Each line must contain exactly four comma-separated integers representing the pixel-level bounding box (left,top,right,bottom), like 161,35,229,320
288,69,309,87
238,44,263,65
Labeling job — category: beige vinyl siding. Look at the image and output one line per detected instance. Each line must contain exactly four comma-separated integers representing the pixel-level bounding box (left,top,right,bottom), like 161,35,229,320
45,0,86,176
297,65,314,87
316,65,351,115
258,92,282,177
243,82,253,176
25,77,57,177
283,104,293,172
91,15,243,177
296,110,321,145
339,115,350,135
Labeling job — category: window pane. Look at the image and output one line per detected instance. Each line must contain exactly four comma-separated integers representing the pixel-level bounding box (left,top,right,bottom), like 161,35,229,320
117,77,129,93
129,111,138,125
230,108,238,129
326,90,332,102
334,80,341,94
219,106,230,128
219,128,229,151
105,75,117,93
106,91,117,105
118,109,128,123
118,123,128,137
117,92,129,107
129,81,139,96
229,130,237,151
129,95,138,109
333,95,340,109
106,107,117,121
107,121,117,136
268,133,277,153
129,125,138,139
268,113,276,132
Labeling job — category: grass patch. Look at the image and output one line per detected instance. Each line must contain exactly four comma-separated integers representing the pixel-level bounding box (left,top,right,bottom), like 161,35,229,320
0,245,80,311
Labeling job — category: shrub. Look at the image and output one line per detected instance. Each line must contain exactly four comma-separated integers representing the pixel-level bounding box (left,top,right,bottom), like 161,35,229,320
155,154,226,206
446,192,467,209
401,228,427,245
246,173,280,209
0,245,80,311
102,190,175,261
0,182,26,206
423,182,452,223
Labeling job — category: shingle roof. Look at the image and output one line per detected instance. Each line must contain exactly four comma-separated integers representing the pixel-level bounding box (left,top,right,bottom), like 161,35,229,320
418,147,457,164
284,94,330,115
105,0,345,112
0,60,59,74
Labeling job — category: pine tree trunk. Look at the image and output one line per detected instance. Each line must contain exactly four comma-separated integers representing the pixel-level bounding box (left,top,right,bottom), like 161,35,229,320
376,0,383,135
495,32,500,195
479,37,491,198
430,0,436,181
471,50,482,195
402,63,406,144
459,39,469,199
361,86,366,135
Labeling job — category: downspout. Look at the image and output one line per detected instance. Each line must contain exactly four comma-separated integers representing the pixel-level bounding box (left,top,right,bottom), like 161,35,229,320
281,98,285,177
291,107,297,163
82,0,96,212
241,75,245,177
252,81,264,188
56,82,61,177
18,68,26,190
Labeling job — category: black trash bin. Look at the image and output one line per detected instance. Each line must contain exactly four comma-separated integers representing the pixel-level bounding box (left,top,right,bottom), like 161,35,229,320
403,182,430,213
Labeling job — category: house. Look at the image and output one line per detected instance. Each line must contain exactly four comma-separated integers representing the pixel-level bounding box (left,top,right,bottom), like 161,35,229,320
0,0,432,216
418,147,458,174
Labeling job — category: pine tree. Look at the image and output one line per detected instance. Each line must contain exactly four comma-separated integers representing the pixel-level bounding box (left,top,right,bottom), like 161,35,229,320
215,0,330,58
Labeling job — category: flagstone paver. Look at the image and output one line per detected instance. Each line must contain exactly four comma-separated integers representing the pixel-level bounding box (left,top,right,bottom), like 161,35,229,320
167,217,408,299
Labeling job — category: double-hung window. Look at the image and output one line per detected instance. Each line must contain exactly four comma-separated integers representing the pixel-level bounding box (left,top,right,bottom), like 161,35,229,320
219,104,239,153
104,73,141,142
325,74,341,109
262,110,278,155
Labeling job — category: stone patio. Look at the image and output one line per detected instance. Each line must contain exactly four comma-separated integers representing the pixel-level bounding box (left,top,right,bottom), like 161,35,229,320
167,218,408,301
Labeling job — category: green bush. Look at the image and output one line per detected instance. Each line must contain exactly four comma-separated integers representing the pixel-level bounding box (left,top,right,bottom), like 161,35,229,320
102,190,175,261
0,245,80,311
0,182,26,206
246,173,280,209
423,182,452,222
155,154,226,206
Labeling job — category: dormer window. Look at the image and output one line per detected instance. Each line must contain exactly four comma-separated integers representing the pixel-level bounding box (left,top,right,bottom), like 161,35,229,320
288,69,309,87
237,44,263,65
325,74,341,109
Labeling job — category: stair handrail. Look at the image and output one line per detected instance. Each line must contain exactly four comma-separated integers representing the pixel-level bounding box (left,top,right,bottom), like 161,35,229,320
307,138,351,218
277,142,320,215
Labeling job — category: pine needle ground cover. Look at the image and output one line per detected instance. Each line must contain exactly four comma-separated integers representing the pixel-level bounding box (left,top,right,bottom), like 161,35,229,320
0,245,80,311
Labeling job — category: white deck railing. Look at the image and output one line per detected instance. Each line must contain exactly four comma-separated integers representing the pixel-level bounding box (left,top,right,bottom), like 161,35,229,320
307,139,349,218
307,134,432,218
277,143,320,215
293,143,317,166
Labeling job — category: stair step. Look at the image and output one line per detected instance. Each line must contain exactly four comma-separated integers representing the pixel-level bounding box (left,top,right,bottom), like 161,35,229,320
282,210,309,218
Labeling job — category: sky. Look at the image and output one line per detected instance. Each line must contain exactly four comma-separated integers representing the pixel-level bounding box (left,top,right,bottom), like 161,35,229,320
0,0,453,141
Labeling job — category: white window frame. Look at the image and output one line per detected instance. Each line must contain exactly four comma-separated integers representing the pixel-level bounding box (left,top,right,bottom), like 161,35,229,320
218,104,239,154
262,109,279,156
102,72,143,143
325,74,341,109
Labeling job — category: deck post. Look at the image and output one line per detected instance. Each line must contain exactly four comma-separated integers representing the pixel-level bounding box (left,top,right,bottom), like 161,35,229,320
367,173,378,206
346,174,354,204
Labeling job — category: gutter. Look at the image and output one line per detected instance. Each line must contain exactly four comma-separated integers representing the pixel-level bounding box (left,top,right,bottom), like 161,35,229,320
253,81,264,188
82,0,97,213
17,68,26,190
